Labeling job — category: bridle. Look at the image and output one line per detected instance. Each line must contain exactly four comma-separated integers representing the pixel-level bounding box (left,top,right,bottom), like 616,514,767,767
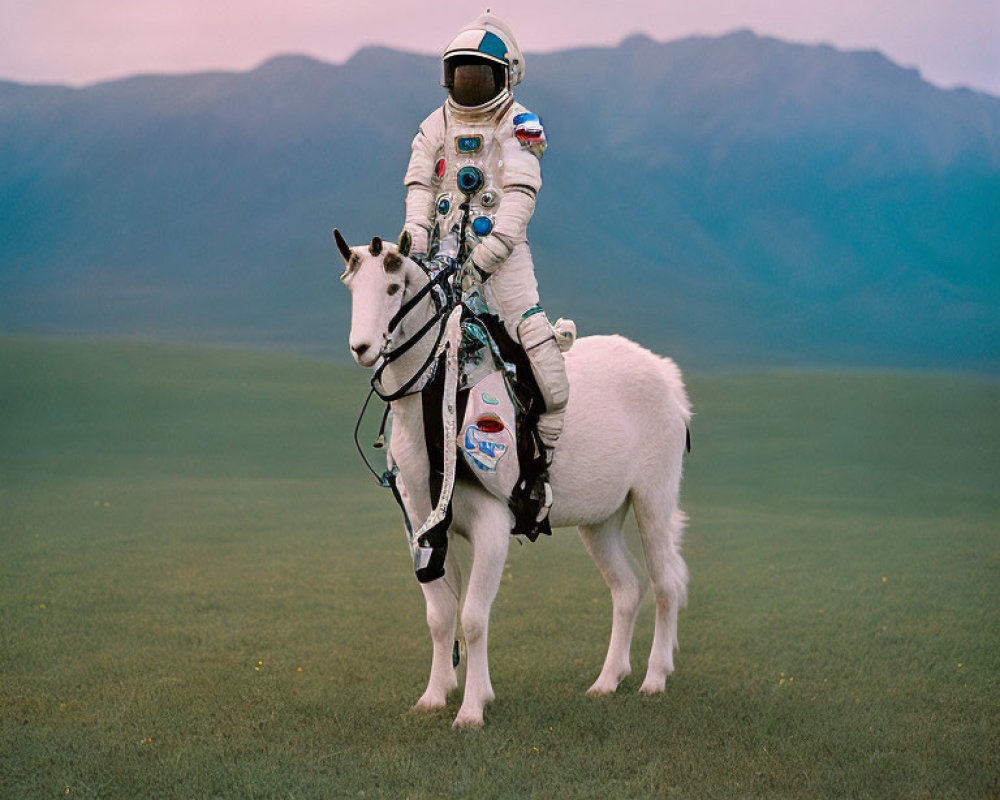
349,207,472,540
353,254,460,487
370,258,458,402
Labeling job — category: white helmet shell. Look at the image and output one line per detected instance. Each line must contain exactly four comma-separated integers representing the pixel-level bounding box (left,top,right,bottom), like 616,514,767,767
442,12,525,88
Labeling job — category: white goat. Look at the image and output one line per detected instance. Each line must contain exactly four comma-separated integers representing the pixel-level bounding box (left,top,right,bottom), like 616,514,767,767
339,234,691,727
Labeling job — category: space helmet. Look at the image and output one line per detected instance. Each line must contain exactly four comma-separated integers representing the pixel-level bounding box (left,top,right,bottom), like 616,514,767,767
442,12,524,107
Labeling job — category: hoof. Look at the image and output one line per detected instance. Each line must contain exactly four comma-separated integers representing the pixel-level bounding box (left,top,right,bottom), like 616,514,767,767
413,695,448,712
587,667,630,696
586,681,618,696
640,663,673,694
452,711,485,728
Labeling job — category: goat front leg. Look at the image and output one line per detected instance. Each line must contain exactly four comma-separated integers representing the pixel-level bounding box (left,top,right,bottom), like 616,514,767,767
453,511,509,728
414,550,461,710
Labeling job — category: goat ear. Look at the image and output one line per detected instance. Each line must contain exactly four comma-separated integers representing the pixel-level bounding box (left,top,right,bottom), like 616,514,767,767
369,236,383,257
398,230,412,257
333,228,352,263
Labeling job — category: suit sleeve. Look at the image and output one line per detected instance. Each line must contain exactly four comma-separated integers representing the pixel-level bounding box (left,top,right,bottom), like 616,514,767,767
402,109,445,255
470,111,543,275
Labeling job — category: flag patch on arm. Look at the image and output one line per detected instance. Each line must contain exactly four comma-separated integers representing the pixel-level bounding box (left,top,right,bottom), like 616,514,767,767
513,112,547,157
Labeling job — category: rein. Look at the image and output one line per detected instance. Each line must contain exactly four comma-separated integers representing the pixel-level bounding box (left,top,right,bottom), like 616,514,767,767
371,262,457,402
352,257,459,503
350,217,471,583
352,299,465,584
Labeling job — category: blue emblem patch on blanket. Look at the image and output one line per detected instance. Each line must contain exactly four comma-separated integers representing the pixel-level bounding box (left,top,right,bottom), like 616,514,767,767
463,422,509,473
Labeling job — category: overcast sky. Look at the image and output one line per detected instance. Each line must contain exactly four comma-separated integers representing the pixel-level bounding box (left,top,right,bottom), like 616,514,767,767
1,0,998,95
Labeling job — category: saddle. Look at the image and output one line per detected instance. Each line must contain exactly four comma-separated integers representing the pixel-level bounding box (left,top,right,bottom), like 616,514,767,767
419,297,574,548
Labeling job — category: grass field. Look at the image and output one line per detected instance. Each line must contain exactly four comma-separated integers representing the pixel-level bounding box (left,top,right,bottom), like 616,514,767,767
1,336,998,799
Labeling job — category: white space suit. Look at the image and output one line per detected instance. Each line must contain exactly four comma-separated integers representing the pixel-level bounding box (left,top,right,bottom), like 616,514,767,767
402,13,569,464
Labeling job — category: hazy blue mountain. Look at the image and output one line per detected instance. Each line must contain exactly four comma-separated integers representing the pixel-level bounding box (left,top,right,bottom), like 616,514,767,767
1,30,997,369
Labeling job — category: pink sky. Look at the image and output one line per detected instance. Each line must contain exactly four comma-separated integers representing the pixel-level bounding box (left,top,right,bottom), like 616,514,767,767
1,0,998,95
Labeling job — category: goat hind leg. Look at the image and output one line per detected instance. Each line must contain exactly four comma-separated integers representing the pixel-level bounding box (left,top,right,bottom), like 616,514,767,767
580,501,645,695
635,492,688,694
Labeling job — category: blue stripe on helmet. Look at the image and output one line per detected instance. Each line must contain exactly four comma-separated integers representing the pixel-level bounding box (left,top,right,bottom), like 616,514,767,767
478,31,508,62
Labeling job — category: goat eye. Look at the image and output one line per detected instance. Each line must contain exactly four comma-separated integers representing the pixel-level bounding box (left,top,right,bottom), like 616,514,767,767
387,284,401,296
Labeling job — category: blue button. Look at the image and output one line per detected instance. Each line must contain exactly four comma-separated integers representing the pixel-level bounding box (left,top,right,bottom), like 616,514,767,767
472,216,494,236
457,166,485,195
436,196,451,216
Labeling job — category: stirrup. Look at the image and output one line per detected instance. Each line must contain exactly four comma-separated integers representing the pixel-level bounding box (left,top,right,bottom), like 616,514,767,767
509,472,553,541
535,480,553,523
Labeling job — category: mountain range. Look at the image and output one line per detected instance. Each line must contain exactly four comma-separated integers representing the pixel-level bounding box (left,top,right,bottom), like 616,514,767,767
1,30,997,370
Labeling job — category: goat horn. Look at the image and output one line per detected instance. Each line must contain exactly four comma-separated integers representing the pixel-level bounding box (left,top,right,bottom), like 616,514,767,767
369,236,383,256
333,228,352,263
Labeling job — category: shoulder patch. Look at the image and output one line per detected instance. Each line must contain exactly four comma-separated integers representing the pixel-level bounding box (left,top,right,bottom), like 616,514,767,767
513,112,547,158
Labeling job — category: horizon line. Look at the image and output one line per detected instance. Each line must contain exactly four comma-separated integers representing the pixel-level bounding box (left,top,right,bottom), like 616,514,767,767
1,27,994,98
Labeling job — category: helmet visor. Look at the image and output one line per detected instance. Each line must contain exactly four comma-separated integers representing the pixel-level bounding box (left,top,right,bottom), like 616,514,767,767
445,57,505,106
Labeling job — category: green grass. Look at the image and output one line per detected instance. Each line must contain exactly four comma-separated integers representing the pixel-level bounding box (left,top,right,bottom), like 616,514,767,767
1,337,998,799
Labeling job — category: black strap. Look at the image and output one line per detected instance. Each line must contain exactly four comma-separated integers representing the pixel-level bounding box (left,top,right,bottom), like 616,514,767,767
385,470,412,535
381,311,442,362
353,387,384,483
371,312,449,402
386,265,453,335
421,360,446,505
387,275,440,334
411,359,473,584
372,266,457,403
352,387,415,536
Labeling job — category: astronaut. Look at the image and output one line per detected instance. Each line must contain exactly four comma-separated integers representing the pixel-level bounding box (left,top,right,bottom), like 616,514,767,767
401,11,568,525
